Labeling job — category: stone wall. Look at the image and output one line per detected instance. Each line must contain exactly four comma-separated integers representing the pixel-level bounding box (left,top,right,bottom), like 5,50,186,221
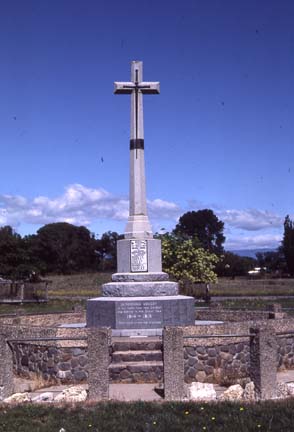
184,341,249,385
278,336,294,369
14,344,88,383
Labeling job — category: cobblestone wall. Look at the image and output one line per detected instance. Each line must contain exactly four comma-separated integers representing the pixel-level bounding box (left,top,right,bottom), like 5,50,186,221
14,344,88,383
184,342,250,385
278,336,294,370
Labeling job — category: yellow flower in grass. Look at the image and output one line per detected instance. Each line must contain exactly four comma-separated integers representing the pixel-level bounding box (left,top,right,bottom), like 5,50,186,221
153,421,157,425
240,407,244,411
185,411,189,415
211,417,215,421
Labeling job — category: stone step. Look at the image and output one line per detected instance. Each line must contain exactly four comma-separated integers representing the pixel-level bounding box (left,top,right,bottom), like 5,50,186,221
112,339,162,352
109,361,163,383
112,350,163,363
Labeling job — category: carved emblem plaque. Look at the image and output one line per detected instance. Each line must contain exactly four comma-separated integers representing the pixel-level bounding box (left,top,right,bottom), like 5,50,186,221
130,240,148,272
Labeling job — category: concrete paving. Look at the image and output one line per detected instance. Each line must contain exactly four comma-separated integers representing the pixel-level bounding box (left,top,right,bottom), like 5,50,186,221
27,383,163,402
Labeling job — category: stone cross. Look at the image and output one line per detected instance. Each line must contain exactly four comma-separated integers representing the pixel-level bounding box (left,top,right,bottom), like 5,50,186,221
114,61,160,239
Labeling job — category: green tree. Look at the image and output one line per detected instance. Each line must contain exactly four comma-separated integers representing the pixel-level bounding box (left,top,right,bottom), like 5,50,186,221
255,250,286,275
95,231,123,271
174,209,225,254
160,233,219,286
31,222,99,274
282,215,294,276
216,252,256,277
0,226,34,279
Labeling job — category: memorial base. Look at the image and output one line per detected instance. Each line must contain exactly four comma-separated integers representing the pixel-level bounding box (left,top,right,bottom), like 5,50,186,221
86,295,195,329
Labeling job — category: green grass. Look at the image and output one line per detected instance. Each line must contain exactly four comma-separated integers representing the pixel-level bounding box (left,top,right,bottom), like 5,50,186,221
0,299,86,315
211,297,294,314
47,272,111,298
211,278,294,297
0,400,294,431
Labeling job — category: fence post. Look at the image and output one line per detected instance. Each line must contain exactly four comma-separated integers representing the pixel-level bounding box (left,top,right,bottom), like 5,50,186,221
87,327,110,401
268,303,285,319
250,325,277,400
0,333,14,400
163,326,184,400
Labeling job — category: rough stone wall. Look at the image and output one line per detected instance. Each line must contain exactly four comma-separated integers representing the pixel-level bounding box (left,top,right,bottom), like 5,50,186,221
184,341,250,385
278,336,294,369
14,344,88,384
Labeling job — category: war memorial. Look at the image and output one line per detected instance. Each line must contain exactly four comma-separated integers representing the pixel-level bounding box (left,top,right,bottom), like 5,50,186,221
87,61,195,334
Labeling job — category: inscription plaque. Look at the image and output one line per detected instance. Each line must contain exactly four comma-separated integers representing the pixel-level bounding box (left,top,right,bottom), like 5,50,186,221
116,301,162,328
130,240,148,272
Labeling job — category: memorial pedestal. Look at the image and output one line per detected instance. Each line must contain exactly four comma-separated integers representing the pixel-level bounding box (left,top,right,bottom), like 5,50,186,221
87,295,195,330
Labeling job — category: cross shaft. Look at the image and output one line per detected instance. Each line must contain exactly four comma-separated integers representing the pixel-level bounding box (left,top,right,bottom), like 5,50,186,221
114,61,160,239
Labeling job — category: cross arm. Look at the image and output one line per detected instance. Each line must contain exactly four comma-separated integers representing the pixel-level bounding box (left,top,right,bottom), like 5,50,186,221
114,82,134,94
140,82,160,94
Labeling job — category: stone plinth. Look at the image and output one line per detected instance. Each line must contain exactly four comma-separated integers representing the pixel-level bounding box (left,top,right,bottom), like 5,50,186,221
102,281,179,297
87,296,195,330
117,239,162,273
112,272,169,282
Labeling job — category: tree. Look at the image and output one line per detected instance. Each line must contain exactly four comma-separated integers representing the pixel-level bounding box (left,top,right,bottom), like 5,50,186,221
174,209,225,254
95,231,123,271
216,252,256,277
31,222,99,274
255,250,286,275
0,226,33,279
282,215,294,276
160,233,219,286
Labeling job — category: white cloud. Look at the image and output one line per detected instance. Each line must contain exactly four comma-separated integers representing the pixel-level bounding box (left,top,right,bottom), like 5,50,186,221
216,209,283,231
0,186,288,250
225,233,282,250
0,184,180,230
148,198,181,220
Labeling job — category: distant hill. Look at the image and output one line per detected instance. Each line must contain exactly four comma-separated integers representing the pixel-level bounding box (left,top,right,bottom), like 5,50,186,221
228,248,276,259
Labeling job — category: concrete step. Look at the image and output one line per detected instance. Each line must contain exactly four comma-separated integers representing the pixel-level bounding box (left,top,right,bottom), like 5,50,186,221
112,339,162,352
112,350,163,363
112,340,162,352
109,361,163,383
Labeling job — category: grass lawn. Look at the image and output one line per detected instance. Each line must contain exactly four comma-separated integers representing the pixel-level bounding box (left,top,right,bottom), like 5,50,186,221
0,299,86,315
0,400,294,432
210,278,294,297
47,272,111,298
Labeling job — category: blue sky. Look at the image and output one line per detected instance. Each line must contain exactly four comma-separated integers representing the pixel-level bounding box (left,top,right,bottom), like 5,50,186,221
0,0,293,250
